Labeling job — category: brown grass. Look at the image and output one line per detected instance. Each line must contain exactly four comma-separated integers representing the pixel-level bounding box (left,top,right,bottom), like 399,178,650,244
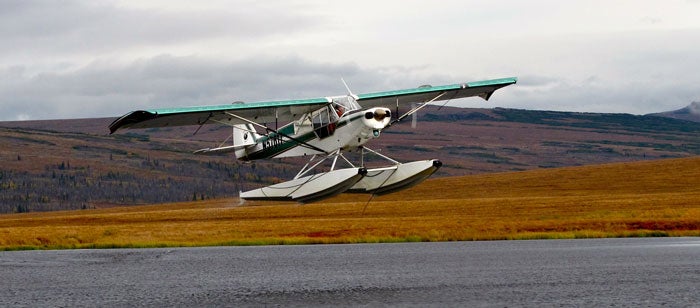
1,157,699,250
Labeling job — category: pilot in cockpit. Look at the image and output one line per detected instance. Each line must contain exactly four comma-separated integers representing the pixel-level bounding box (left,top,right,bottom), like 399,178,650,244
333,103,345,117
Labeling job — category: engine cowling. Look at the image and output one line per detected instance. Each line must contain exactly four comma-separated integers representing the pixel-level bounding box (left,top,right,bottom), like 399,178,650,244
361,108,392,137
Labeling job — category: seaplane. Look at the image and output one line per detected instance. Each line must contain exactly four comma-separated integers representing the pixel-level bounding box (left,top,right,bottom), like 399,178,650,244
109,77,517,202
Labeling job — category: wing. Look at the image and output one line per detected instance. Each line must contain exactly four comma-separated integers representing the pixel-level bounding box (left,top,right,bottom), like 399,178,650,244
109,77,516,134
109,97,331,134
356,77,517,109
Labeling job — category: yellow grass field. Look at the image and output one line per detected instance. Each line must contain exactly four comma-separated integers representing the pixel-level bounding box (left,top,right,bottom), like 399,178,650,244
1,157,699,250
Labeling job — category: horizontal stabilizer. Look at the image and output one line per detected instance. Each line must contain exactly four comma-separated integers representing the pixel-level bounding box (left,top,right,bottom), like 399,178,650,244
193,145,241,155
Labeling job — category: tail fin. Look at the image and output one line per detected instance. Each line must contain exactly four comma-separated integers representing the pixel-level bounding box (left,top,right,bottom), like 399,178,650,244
233,124,256,146
233,124,258,159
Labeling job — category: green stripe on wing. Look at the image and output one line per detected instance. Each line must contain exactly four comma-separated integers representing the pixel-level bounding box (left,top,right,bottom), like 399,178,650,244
356,77,517,102
357,84,463,100
466,77,518,87
145,97,330,114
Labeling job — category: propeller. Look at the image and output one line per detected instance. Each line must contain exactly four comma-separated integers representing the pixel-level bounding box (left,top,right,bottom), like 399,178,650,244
411,103,417,129
366,109,391,121
388,91,448,129
388,102,419,129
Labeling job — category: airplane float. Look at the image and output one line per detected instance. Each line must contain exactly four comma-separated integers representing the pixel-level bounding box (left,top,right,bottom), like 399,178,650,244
110,77,516,202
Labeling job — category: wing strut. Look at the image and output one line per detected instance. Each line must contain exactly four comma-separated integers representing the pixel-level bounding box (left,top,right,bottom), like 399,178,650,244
293,149,349,179
192,112,214,136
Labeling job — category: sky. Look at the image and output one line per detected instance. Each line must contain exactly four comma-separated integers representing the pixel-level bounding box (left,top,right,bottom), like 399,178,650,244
1,0,700,121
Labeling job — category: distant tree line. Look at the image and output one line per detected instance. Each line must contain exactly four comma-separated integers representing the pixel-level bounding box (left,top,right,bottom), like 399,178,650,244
0,158,297,214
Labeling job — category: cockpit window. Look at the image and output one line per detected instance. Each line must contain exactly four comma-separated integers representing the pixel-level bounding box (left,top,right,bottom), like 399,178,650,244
332,95,361,116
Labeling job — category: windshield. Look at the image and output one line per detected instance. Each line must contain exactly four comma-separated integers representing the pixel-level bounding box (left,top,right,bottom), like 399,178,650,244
332,95,361,117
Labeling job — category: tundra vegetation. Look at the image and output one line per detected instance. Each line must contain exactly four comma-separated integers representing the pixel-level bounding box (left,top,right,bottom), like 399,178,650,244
1,157,698,250
2,107,699,214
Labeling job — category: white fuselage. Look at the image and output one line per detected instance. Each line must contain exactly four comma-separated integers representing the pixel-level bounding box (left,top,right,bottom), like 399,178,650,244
236,102,392,161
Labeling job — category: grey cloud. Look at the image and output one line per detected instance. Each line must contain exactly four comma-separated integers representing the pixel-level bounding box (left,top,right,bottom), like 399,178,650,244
514,75,560,87
497,75,699,115
0,1,319,57
4,52,696,122
462,28,700,114
0,55,428,121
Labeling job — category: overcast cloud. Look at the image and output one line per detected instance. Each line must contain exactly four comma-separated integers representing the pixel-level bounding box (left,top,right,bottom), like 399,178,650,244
1,0,699,121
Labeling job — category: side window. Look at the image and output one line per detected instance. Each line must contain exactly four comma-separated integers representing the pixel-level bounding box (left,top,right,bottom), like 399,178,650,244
312,107,328,130
311,106,336,139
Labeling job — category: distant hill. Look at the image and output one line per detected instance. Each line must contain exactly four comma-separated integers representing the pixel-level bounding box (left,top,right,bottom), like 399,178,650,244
1,106,699,213
647,102,700,123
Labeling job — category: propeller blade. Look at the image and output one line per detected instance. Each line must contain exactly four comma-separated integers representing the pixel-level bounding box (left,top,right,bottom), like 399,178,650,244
411,103,417,129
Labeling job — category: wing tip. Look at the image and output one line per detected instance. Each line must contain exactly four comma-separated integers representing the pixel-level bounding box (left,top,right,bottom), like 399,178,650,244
466,77,517,101
108,110,157,134
465,77,518,88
